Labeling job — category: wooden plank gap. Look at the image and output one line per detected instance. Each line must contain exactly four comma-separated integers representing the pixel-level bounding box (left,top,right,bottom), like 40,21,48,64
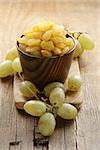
33,118,49,148
9,141,22,150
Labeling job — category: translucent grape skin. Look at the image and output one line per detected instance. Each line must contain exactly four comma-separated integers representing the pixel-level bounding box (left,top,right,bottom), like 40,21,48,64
20,81,37,98
43,82,64,97
57,103,78,120
49,87,65,107
73,40,84,58
24,100,46,117
78,33,95,50
6,47,19,60
68,75,82,92
12,57,22,73
0,60,13,78
38,112,56,136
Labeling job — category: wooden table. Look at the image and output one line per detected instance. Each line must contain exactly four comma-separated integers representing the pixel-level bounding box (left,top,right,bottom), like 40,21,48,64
0,0,100,150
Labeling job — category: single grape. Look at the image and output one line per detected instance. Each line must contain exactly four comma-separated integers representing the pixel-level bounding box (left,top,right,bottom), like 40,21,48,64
12,58,22,73
78,33,95,50
40,40,54,51
49,87,65,107
73,40,84,58
38,21,54,32
0,60,13,78
20,81,37,98
57,103,78,120
41,50,52,57
42,30,52,41
24,100,46,117
26,39,41,47
6,47,19,60
38,112,56,136
43,82,64,97
68,75,82,92
25,32,42,39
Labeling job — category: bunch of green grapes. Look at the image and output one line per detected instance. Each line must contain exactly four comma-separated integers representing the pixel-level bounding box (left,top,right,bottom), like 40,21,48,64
0,46,82,137
21,79,81,137
0,47,23,78
68,31,95,58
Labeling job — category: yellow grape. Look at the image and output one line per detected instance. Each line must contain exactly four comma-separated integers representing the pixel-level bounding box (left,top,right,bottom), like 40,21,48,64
78,33,95,50
20,81,37,98
24,100,46,117
49,87,65,107
40,40,54,51
41,50,52,57
25,32,42,39
43,82,64,97
42,30,52,41
26,47,41,56
12,58,22,73
53,47,62,55
39,21,54,32
55,43,66,49
57,103,78,120
52,36,66,44
68,75,82,91
0,60,13,78
38,112,56,136
26,39,41,47
30,50,41,56
26,46,40,52
6,47,19,61
73,40,84,58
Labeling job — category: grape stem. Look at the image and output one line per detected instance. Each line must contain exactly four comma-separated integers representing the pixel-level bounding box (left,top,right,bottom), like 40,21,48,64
52,107,58,118
41,97,48,102
46,104,53,112
18,73,41,101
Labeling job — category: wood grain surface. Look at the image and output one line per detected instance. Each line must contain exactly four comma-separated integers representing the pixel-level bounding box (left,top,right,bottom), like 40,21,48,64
0,0,100,150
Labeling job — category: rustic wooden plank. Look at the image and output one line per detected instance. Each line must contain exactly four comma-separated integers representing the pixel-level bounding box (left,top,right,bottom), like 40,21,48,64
77,50,100,149
0,2,41,150
0,78,17,150
14,74,27,109
0,0,100,150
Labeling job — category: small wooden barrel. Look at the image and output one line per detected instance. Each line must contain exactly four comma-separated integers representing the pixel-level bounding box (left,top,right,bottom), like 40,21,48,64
17,34,76,90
